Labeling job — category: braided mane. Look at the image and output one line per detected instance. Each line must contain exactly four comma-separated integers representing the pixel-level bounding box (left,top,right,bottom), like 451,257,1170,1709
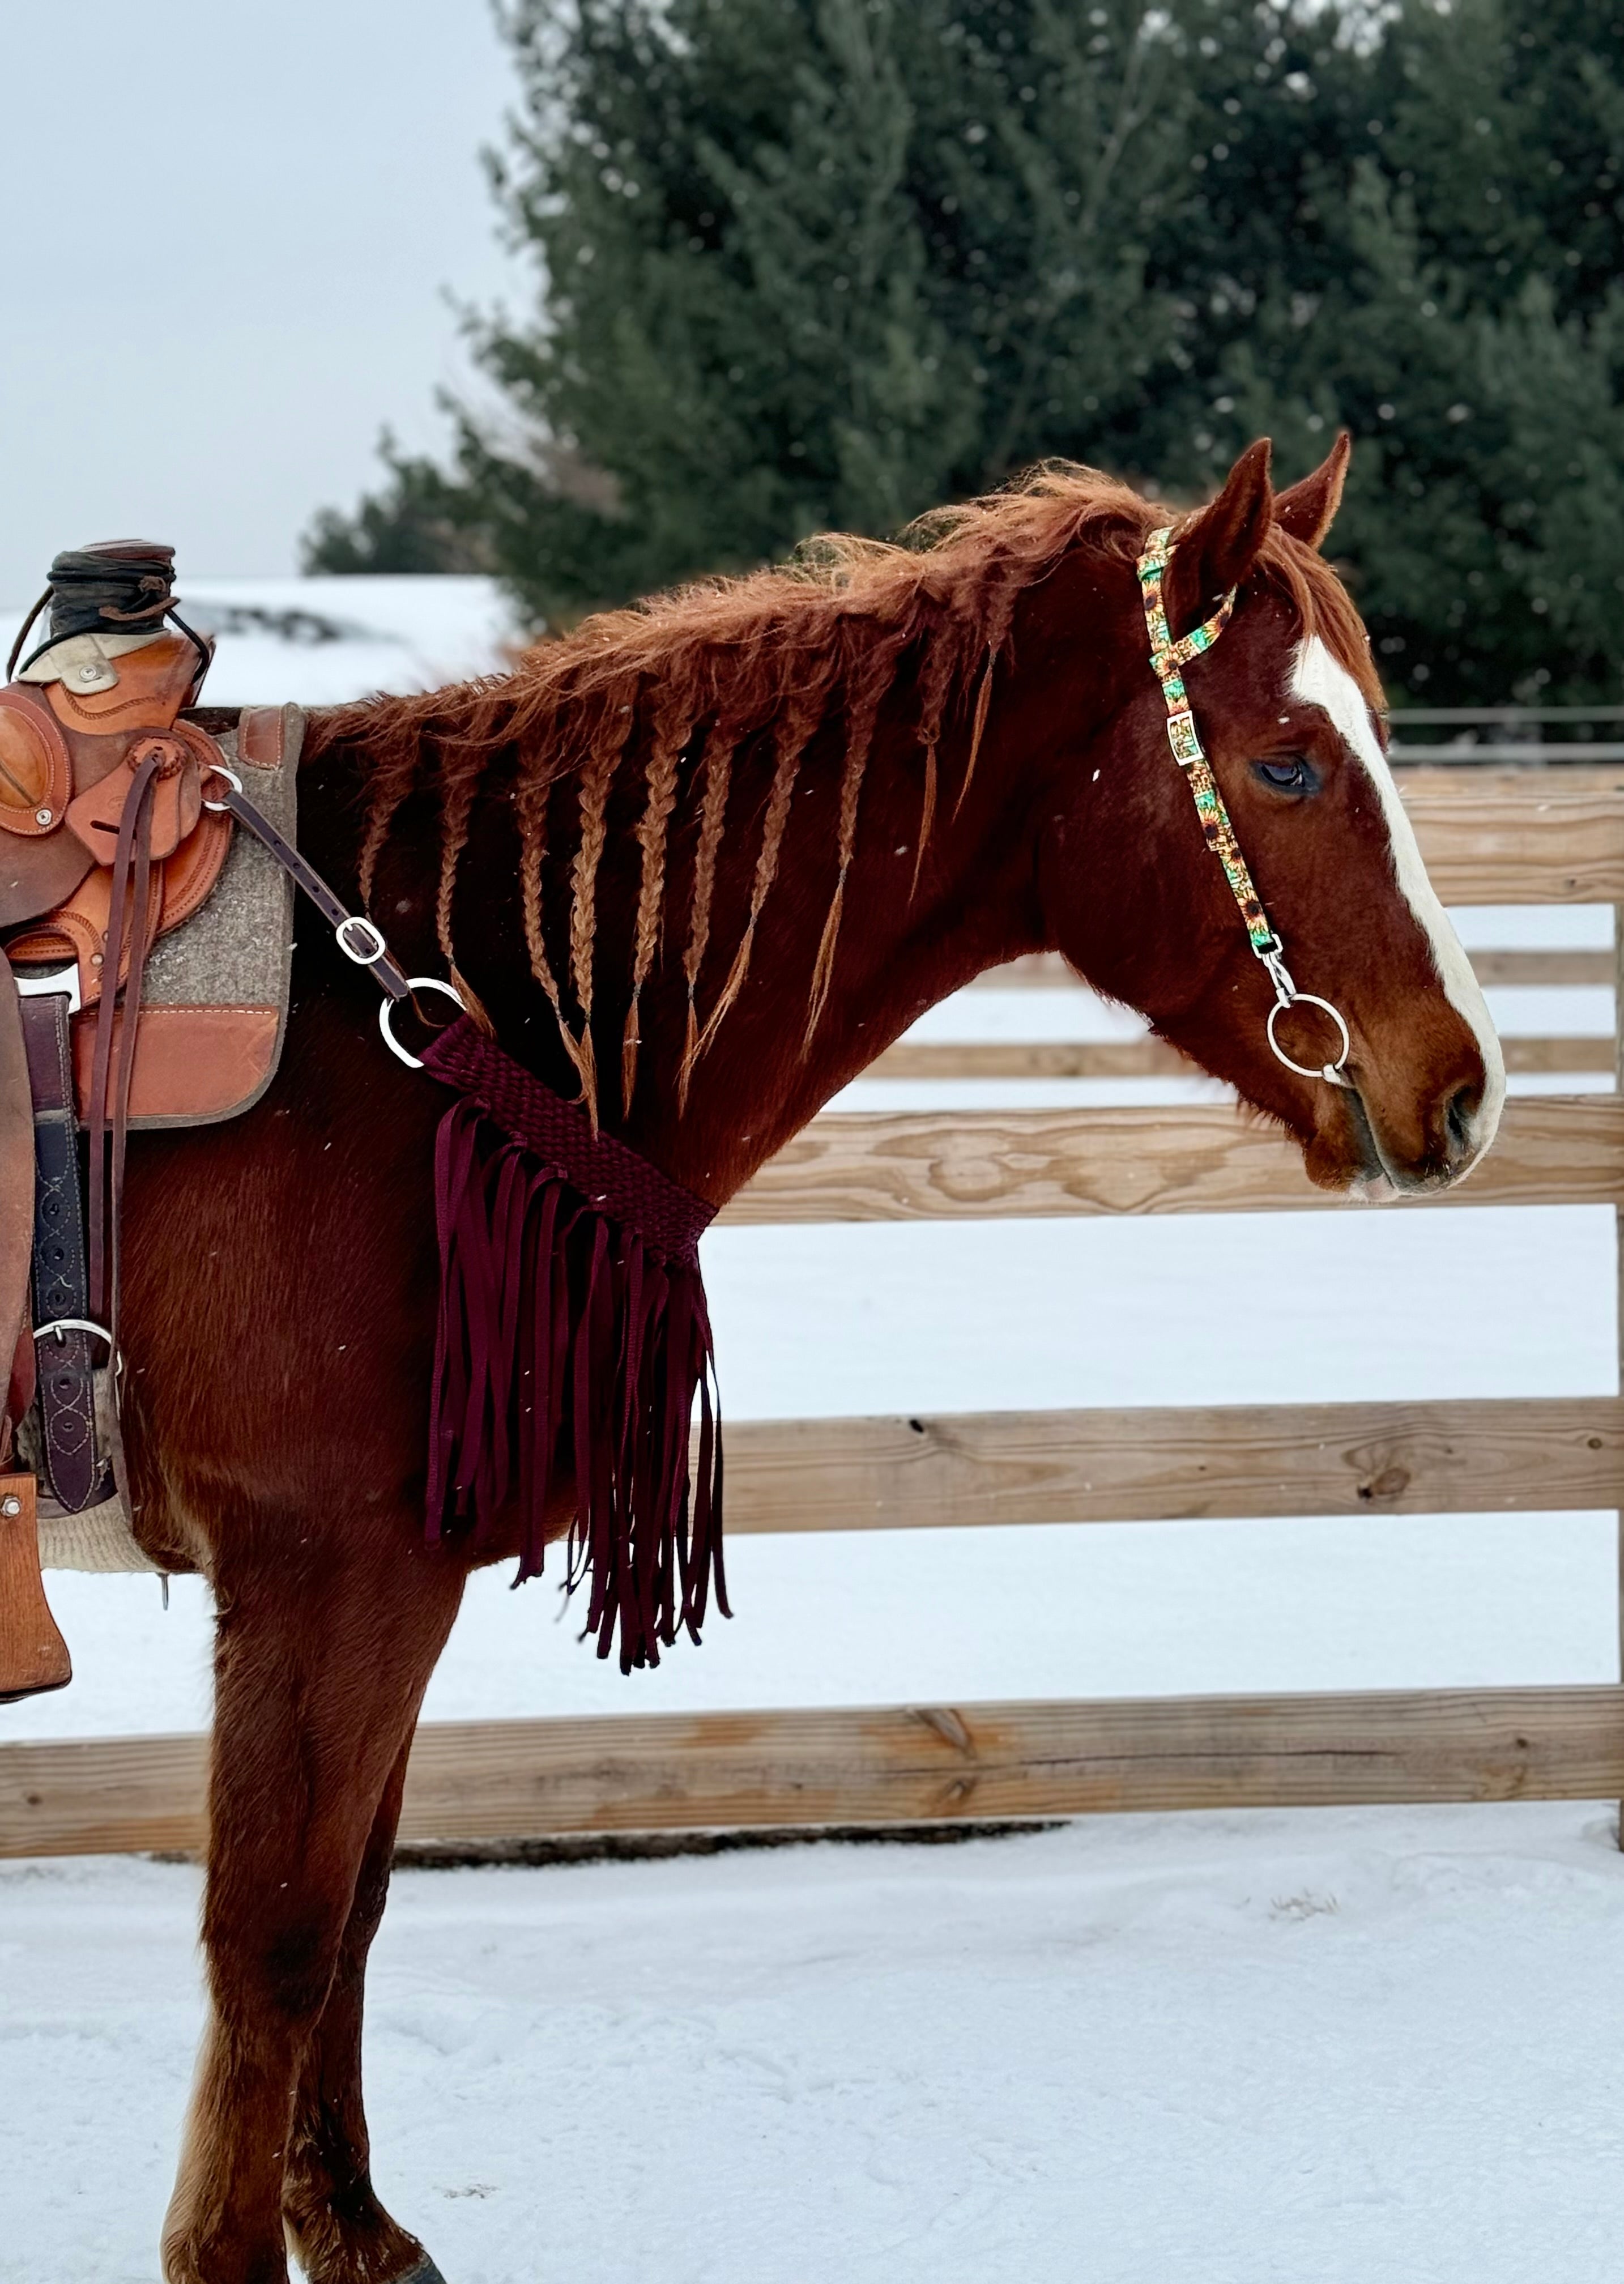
309,465,1378,1125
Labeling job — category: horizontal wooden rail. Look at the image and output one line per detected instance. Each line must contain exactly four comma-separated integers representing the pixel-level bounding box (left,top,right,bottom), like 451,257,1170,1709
721,1396,1624,1533
954,768,1624,914
947,772,1624,944
1392,743,1624,764
723,1096,1624,1222
1392,764,1624,902
971,949,1616,991
869,1037,1613,1081
8,1687,1624,1855
1390,706,1624,725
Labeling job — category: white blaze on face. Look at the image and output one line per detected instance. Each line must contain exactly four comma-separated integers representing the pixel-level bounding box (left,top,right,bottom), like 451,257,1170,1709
1289,636,1505,1154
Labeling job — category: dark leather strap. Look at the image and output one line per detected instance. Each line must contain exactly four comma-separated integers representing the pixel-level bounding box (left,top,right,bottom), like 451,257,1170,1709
19,987,99,1511
0,963,36,1459
87,749,163,1331
215,780,412,1002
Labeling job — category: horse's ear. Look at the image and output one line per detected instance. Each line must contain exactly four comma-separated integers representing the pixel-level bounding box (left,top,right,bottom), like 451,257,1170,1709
1274,432,1351,551
1167,438,1273,622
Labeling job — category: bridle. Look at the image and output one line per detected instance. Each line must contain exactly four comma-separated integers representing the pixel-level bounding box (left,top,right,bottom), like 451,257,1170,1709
1136,527,1351,1088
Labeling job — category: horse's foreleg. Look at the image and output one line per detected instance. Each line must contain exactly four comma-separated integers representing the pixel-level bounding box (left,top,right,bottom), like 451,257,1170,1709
161,1540,463,2284
282,1733,442,2284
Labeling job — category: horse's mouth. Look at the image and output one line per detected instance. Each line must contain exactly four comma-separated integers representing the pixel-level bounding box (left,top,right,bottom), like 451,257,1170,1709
1329,1076,1477,1199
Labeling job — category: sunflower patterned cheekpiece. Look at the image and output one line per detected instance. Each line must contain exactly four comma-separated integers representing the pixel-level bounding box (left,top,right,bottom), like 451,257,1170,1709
1135,527,1276,956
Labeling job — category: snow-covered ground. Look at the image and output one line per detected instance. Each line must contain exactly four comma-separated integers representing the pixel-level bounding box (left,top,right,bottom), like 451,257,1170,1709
1,590,1621,2279
10,1804,1624,2284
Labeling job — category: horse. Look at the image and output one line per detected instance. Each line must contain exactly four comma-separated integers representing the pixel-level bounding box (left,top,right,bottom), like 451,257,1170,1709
97,432,1501,2283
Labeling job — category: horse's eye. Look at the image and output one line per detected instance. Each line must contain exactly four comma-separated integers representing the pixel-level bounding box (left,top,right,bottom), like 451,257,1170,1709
1254,756,1317,795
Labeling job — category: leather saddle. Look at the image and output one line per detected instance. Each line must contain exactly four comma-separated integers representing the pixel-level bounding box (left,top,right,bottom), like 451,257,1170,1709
0,547,228,1699
0,541,413,1701
0,633,231,1028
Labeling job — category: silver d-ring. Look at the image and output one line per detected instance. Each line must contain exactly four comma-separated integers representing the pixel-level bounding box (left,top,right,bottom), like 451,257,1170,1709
379,977,466,1069
336,914,389,966
1267,992,1352,1085
201,761,242,812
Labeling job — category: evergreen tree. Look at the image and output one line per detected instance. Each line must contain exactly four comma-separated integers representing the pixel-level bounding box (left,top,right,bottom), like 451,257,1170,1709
300,434,491,574
306,0,1624,702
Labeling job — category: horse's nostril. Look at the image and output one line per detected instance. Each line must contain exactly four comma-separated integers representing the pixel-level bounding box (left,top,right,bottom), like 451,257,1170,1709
1445,1084,1479,1156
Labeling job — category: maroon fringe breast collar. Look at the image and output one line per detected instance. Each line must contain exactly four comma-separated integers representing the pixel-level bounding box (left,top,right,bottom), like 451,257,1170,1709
418,1016,726,1672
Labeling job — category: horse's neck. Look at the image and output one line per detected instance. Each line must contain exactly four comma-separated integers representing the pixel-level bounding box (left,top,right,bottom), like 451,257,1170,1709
660,727,1045,1202
306,552,1140,1207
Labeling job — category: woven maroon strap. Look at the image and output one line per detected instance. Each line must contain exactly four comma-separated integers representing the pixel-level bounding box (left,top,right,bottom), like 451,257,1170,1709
419,1016,714,1268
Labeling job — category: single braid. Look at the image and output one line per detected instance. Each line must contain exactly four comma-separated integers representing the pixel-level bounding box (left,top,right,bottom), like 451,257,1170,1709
622,678,697,1115
953,570,1021,818
434,768,477,963
910,621,958,898
357,750,420,909
803,627,903,1047
693,668,830,1067
676,717,738,1113
515,763,586,1085
568,678,638,1128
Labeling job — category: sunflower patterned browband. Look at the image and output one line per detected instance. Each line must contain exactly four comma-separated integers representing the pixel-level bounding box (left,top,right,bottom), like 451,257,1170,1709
1135,526,1275,954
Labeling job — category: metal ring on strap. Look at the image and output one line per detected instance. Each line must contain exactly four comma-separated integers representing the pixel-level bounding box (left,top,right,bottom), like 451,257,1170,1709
201,761,242,812
379,977,466,1069
1267,992,1352,1086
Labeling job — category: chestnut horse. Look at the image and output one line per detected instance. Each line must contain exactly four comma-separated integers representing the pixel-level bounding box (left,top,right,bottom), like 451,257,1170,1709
104,435,1498,2283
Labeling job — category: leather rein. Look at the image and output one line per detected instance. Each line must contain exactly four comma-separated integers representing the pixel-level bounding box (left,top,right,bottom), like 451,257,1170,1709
1136,526,1352,1088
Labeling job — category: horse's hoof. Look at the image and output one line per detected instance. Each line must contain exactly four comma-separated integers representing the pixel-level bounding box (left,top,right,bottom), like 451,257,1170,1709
394,2260,448,2284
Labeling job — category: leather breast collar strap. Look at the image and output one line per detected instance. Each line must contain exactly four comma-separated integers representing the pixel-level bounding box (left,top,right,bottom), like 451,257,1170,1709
199,764,411,1003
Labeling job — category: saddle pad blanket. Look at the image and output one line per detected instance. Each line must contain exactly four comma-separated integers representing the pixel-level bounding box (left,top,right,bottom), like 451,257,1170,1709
39,1491,158,1572
69,701,301,1129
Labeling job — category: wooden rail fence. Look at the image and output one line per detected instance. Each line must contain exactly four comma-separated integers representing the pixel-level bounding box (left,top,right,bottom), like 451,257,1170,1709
3,762,1623,1857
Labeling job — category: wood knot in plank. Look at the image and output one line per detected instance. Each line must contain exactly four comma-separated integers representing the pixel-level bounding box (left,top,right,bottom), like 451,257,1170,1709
911,1705,973,1755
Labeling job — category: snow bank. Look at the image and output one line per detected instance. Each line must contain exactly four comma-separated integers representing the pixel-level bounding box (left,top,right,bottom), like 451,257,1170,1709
1,574,525,711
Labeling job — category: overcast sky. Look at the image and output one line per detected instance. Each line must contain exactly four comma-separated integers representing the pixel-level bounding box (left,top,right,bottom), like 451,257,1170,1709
1,1,523,597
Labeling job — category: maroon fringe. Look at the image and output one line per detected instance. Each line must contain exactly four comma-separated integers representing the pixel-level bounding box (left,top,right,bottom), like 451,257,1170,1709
420,1017,725,1672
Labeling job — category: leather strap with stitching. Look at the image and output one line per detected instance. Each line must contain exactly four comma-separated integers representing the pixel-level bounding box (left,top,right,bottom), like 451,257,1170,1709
19,988,100,1511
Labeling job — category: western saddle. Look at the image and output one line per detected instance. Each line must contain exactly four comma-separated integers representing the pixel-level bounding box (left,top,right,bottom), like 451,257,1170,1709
0,541,415,1702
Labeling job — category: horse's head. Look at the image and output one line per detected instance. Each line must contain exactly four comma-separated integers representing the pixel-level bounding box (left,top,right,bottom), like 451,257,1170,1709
1033,437,1503,1193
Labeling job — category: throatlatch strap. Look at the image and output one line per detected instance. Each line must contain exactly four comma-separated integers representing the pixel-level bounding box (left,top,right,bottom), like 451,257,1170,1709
1136,527,1275,954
